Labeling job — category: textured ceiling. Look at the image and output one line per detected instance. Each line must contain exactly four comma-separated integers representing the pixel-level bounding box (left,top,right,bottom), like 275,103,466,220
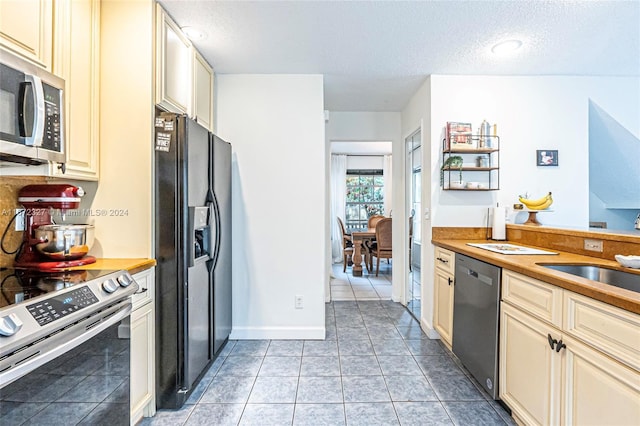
158,0,640,112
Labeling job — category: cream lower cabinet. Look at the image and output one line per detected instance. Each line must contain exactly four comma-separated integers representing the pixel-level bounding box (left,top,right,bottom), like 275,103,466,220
130,268,156,423
500,303,562,425
562,334,640,425
433,247,455,347
500,270,640,426
434,269,454,346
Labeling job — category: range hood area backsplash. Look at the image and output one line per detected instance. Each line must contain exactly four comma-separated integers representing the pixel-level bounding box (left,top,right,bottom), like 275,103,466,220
0,176,48,268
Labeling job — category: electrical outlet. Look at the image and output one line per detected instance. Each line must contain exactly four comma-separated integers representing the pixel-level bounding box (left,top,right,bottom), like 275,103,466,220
295,295,304,309
584,239,603,252
15,208,25,231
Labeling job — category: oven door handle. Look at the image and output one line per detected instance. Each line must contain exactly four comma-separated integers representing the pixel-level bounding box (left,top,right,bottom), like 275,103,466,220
0,303,132,389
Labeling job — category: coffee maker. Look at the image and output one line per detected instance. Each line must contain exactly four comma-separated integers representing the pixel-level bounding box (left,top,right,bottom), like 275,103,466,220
15,184,96,269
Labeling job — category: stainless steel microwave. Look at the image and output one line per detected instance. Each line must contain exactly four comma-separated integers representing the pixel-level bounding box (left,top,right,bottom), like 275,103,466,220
0,50,65,165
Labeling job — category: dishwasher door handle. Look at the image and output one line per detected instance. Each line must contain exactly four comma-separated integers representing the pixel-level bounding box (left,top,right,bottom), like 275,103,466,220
461,267,494,286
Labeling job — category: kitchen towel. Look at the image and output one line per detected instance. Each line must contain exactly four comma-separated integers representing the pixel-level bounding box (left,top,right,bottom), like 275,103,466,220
492,206,506,240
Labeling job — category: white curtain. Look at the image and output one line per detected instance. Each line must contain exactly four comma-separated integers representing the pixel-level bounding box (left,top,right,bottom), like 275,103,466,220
383,154,393,216
330,154,347,263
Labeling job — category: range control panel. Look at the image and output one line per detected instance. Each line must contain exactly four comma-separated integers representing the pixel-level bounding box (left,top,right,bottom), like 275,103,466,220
27,287,98,326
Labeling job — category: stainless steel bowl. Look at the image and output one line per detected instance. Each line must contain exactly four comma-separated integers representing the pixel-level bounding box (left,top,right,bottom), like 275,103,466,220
34,224,95,260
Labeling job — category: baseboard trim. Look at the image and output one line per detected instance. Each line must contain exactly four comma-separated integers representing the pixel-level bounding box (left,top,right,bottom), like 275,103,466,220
420,318,441,339
229,326,326,340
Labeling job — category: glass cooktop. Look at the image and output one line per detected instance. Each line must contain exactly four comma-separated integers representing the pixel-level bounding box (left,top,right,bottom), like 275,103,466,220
0,268,117,309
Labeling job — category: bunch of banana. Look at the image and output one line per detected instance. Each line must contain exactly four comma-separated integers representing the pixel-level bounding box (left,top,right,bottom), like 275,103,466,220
518,192,553,210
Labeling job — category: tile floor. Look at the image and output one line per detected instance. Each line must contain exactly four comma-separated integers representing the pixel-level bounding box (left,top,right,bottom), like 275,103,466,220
141,301,515,425
330,259,421,323
330,262,393,301
406,266,421,318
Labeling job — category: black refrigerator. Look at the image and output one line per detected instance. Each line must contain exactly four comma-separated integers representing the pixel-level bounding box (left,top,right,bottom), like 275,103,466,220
154,110,232,409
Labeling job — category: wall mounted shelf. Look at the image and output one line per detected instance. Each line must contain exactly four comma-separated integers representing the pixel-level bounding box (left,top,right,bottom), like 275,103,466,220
442,134,500,191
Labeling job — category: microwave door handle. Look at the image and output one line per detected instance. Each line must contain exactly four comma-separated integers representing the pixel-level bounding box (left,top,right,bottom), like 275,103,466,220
23,74,44,147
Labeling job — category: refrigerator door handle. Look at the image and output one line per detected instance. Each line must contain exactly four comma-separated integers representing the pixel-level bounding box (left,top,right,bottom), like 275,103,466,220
211,192,222,269
182,280,190,397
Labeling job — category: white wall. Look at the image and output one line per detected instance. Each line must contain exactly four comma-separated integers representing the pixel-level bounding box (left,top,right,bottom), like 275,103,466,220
346,155,384,170
429,75,640,229
91,0,154,258
401,77,437,337
408,75,640,339
327,112,401,142
217,74,326,339
325,111,403,301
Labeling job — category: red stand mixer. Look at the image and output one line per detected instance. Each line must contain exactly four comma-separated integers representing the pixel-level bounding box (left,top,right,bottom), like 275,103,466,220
15,184,96,270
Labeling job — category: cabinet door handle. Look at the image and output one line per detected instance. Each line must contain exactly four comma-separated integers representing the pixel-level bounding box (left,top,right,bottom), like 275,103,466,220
547,333,557,350
555,340,566,353
437,257,448,264
447,277,453,286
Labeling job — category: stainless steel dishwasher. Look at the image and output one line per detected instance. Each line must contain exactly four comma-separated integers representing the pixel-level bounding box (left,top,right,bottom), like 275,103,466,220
452,253,502,399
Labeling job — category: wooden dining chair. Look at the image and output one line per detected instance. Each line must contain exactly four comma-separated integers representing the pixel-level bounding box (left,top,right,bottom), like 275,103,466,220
337,217,354,272
367,214,385,229
364,215,385,271
369,217,392,276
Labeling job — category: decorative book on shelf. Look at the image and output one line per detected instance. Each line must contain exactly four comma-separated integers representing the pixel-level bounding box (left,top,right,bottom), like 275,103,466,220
445,121,473,150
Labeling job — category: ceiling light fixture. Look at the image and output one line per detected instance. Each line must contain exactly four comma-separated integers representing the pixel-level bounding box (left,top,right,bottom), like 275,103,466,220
491,39,523,55
181,26,208,41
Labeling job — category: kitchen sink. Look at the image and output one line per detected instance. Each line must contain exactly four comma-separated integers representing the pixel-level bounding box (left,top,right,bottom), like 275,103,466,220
538,264,640,293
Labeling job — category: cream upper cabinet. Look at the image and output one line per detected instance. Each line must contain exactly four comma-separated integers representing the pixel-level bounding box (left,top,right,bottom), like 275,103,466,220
433,247,455,347
500,269,640,426
51,0,100,180
192,49,214,131
156,4,191,114
156,4,215,129
0,0,53,70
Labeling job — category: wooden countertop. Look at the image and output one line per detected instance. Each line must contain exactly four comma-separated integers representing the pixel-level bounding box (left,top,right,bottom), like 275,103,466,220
432,239,640,314
69,258,156,275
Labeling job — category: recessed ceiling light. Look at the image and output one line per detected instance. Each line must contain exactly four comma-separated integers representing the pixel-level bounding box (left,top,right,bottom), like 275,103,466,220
491,39,523,55
181,26,207,41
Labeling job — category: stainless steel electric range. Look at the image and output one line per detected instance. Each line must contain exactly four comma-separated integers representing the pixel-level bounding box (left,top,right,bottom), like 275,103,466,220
0,268,139,425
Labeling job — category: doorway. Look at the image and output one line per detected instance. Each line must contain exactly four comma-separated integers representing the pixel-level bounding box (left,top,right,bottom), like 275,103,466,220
329,142,393,301
405,130,422,318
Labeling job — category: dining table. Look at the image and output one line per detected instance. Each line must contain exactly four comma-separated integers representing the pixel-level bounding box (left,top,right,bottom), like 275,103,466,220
350,228,376,276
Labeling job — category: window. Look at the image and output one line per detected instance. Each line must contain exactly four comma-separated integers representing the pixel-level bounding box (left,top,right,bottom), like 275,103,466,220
345,169,384,231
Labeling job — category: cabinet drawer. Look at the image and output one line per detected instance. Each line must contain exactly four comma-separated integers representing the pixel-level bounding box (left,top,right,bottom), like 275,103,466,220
502,270,563,328
564,292,640,371
434,247,455,275
132,268,155,310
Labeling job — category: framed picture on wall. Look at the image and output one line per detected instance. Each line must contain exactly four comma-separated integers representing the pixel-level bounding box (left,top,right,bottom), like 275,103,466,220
536,150,558,166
